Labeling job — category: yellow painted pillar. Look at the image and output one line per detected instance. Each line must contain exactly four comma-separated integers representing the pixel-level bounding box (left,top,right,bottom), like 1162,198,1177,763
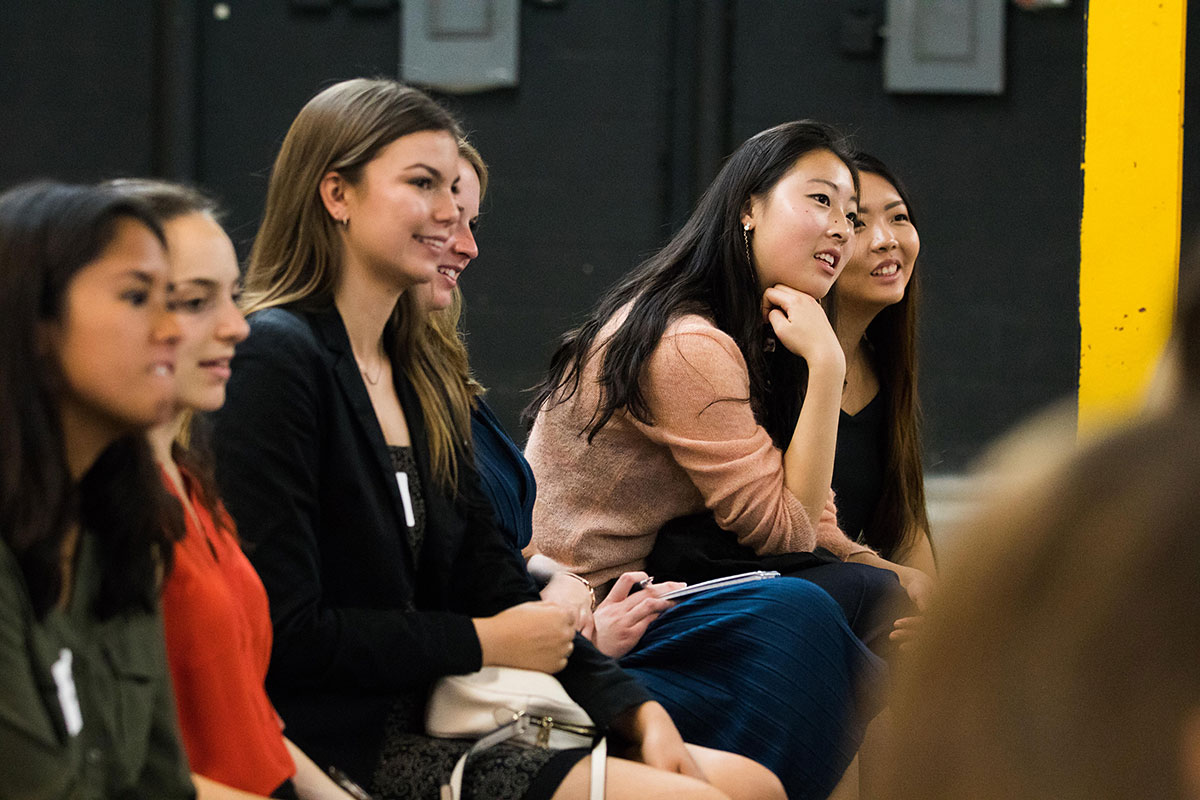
1079,0,1187,430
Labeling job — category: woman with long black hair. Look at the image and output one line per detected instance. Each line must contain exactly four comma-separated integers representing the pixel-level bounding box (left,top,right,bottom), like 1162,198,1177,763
525,121,928,628
830,154,935,579
0,182,194,798
523,121,923,797
423,133,886,799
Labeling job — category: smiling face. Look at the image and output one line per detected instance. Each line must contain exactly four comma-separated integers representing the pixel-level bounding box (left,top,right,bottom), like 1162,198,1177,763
50,217,180,438
426,157,482,311
163,212,250,413
335,128,461,292
741,148,857,299
838,171,920,314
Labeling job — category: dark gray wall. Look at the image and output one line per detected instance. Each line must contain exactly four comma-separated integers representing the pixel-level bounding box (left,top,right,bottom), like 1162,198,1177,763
2,0,1183,471
0,1,157,182
728,2,1087,472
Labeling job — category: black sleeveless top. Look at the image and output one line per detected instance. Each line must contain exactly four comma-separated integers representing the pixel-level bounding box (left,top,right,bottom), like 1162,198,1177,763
831,391,886,544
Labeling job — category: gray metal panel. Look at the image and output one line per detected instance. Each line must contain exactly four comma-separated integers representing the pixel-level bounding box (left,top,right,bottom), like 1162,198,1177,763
884,0,1005,94
400,0,520,93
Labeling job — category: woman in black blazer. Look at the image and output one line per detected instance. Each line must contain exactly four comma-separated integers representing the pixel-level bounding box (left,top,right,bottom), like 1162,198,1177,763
212,79,781,800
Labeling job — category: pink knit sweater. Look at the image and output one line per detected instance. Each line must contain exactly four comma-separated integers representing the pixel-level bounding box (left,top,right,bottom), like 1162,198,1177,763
526,309,873,587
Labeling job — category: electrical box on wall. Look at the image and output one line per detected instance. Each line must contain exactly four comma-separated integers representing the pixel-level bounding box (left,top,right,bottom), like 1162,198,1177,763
400,0,519,93
883,0,1005,94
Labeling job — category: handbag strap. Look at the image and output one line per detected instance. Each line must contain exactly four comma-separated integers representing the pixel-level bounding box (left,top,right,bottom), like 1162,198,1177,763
588,736,607,799
440,715,607,800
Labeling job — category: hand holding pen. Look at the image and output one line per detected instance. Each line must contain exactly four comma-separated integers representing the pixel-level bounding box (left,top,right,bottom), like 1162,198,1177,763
590,572,687,659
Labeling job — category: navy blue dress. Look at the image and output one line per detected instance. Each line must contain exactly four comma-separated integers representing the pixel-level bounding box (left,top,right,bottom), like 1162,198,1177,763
471,400,886,799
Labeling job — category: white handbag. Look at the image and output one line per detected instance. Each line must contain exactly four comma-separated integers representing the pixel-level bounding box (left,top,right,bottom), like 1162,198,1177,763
425,667,607,800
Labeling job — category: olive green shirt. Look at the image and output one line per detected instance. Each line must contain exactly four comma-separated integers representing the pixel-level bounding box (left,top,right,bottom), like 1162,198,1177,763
0,533,195,799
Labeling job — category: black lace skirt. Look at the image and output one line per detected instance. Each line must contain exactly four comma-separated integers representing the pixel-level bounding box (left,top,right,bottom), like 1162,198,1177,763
370,691,589,800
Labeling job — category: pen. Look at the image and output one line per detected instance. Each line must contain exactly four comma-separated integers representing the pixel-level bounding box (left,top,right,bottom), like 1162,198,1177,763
628,576,655,595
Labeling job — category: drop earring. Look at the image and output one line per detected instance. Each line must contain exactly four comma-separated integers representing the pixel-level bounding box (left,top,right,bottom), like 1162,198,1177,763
742,222,752,265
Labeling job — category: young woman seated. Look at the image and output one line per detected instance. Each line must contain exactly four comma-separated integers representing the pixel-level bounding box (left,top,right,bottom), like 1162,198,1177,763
210,78,783,800
417,137,885,800
0,182,194,798
112,179,358,800
829,153,935,581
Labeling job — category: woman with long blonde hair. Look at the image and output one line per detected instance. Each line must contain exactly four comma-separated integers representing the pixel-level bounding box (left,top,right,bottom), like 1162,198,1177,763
212,78,782,800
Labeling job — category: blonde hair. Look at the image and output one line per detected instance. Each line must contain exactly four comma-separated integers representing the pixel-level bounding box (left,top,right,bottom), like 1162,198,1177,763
410,139,490,467
244,78,471,489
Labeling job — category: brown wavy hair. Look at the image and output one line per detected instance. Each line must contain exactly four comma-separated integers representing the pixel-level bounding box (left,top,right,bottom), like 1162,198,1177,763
243,78,467,489
412,139,490,433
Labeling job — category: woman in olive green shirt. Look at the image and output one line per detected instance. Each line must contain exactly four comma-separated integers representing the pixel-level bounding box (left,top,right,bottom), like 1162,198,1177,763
0,182,195,799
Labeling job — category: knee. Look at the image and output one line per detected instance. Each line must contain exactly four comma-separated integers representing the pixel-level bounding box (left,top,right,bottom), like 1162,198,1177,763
839,562,908,612
695,748,787,800
762,576,849,622
724,762,786,800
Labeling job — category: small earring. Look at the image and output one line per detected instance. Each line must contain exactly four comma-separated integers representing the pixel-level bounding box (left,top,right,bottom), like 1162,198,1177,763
341,217,349,227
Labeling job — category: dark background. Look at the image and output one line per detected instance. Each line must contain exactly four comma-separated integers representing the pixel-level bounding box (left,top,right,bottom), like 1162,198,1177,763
2,0,1192,472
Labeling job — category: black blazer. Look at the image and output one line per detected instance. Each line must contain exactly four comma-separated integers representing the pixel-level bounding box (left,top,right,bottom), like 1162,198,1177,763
211,306,648,784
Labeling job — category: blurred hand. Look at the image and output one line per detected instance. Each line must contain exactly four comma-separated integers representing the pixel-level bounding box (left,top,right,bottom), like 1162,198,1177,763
889,614,923,651
847,551,934,612
473,601,575,673
893,563,934,612
591,572,685,659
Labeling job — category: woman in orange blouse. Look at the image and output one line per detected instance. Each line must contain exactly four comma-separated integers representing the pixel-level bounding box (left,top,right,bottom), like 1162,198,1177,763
117,180,358,800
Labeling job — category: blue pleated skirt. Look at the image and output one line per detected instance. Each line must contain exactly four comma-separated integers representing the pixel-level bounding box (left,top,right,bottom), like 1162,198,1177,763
619,577,886,799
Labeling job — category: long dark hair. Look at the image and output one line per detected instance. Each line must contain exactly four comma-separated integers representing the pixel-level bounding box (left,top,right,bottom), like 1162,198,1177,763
0,181,184,619
843,153,929,561
525,120,858,446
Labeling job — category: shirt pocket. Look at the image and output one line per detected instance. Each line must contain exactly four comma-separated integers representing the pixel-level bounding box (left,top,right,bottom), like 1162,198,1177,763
97,616,164,782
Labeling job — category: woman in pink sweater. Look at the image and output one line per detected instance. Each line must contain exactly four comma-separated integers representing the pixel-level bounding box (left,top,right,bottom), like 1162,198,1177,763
523,121,922,797
525,121,928,631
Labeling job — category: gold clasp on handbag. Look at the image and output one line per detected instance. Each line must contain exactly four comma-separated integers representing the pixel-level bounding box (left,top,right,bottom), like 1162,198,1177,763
524,714,597,748
534,717,552,747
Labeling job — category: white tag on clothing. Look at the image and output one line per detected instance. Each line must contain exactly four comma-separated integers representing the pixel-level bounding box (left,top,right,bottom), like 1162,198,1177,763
396,471,416,528
50,648,83,736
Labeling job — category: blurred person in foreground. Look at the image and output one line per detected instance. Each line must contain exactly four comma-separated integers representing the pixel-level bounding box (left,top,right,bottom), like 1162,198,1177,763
882,265,1200,798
